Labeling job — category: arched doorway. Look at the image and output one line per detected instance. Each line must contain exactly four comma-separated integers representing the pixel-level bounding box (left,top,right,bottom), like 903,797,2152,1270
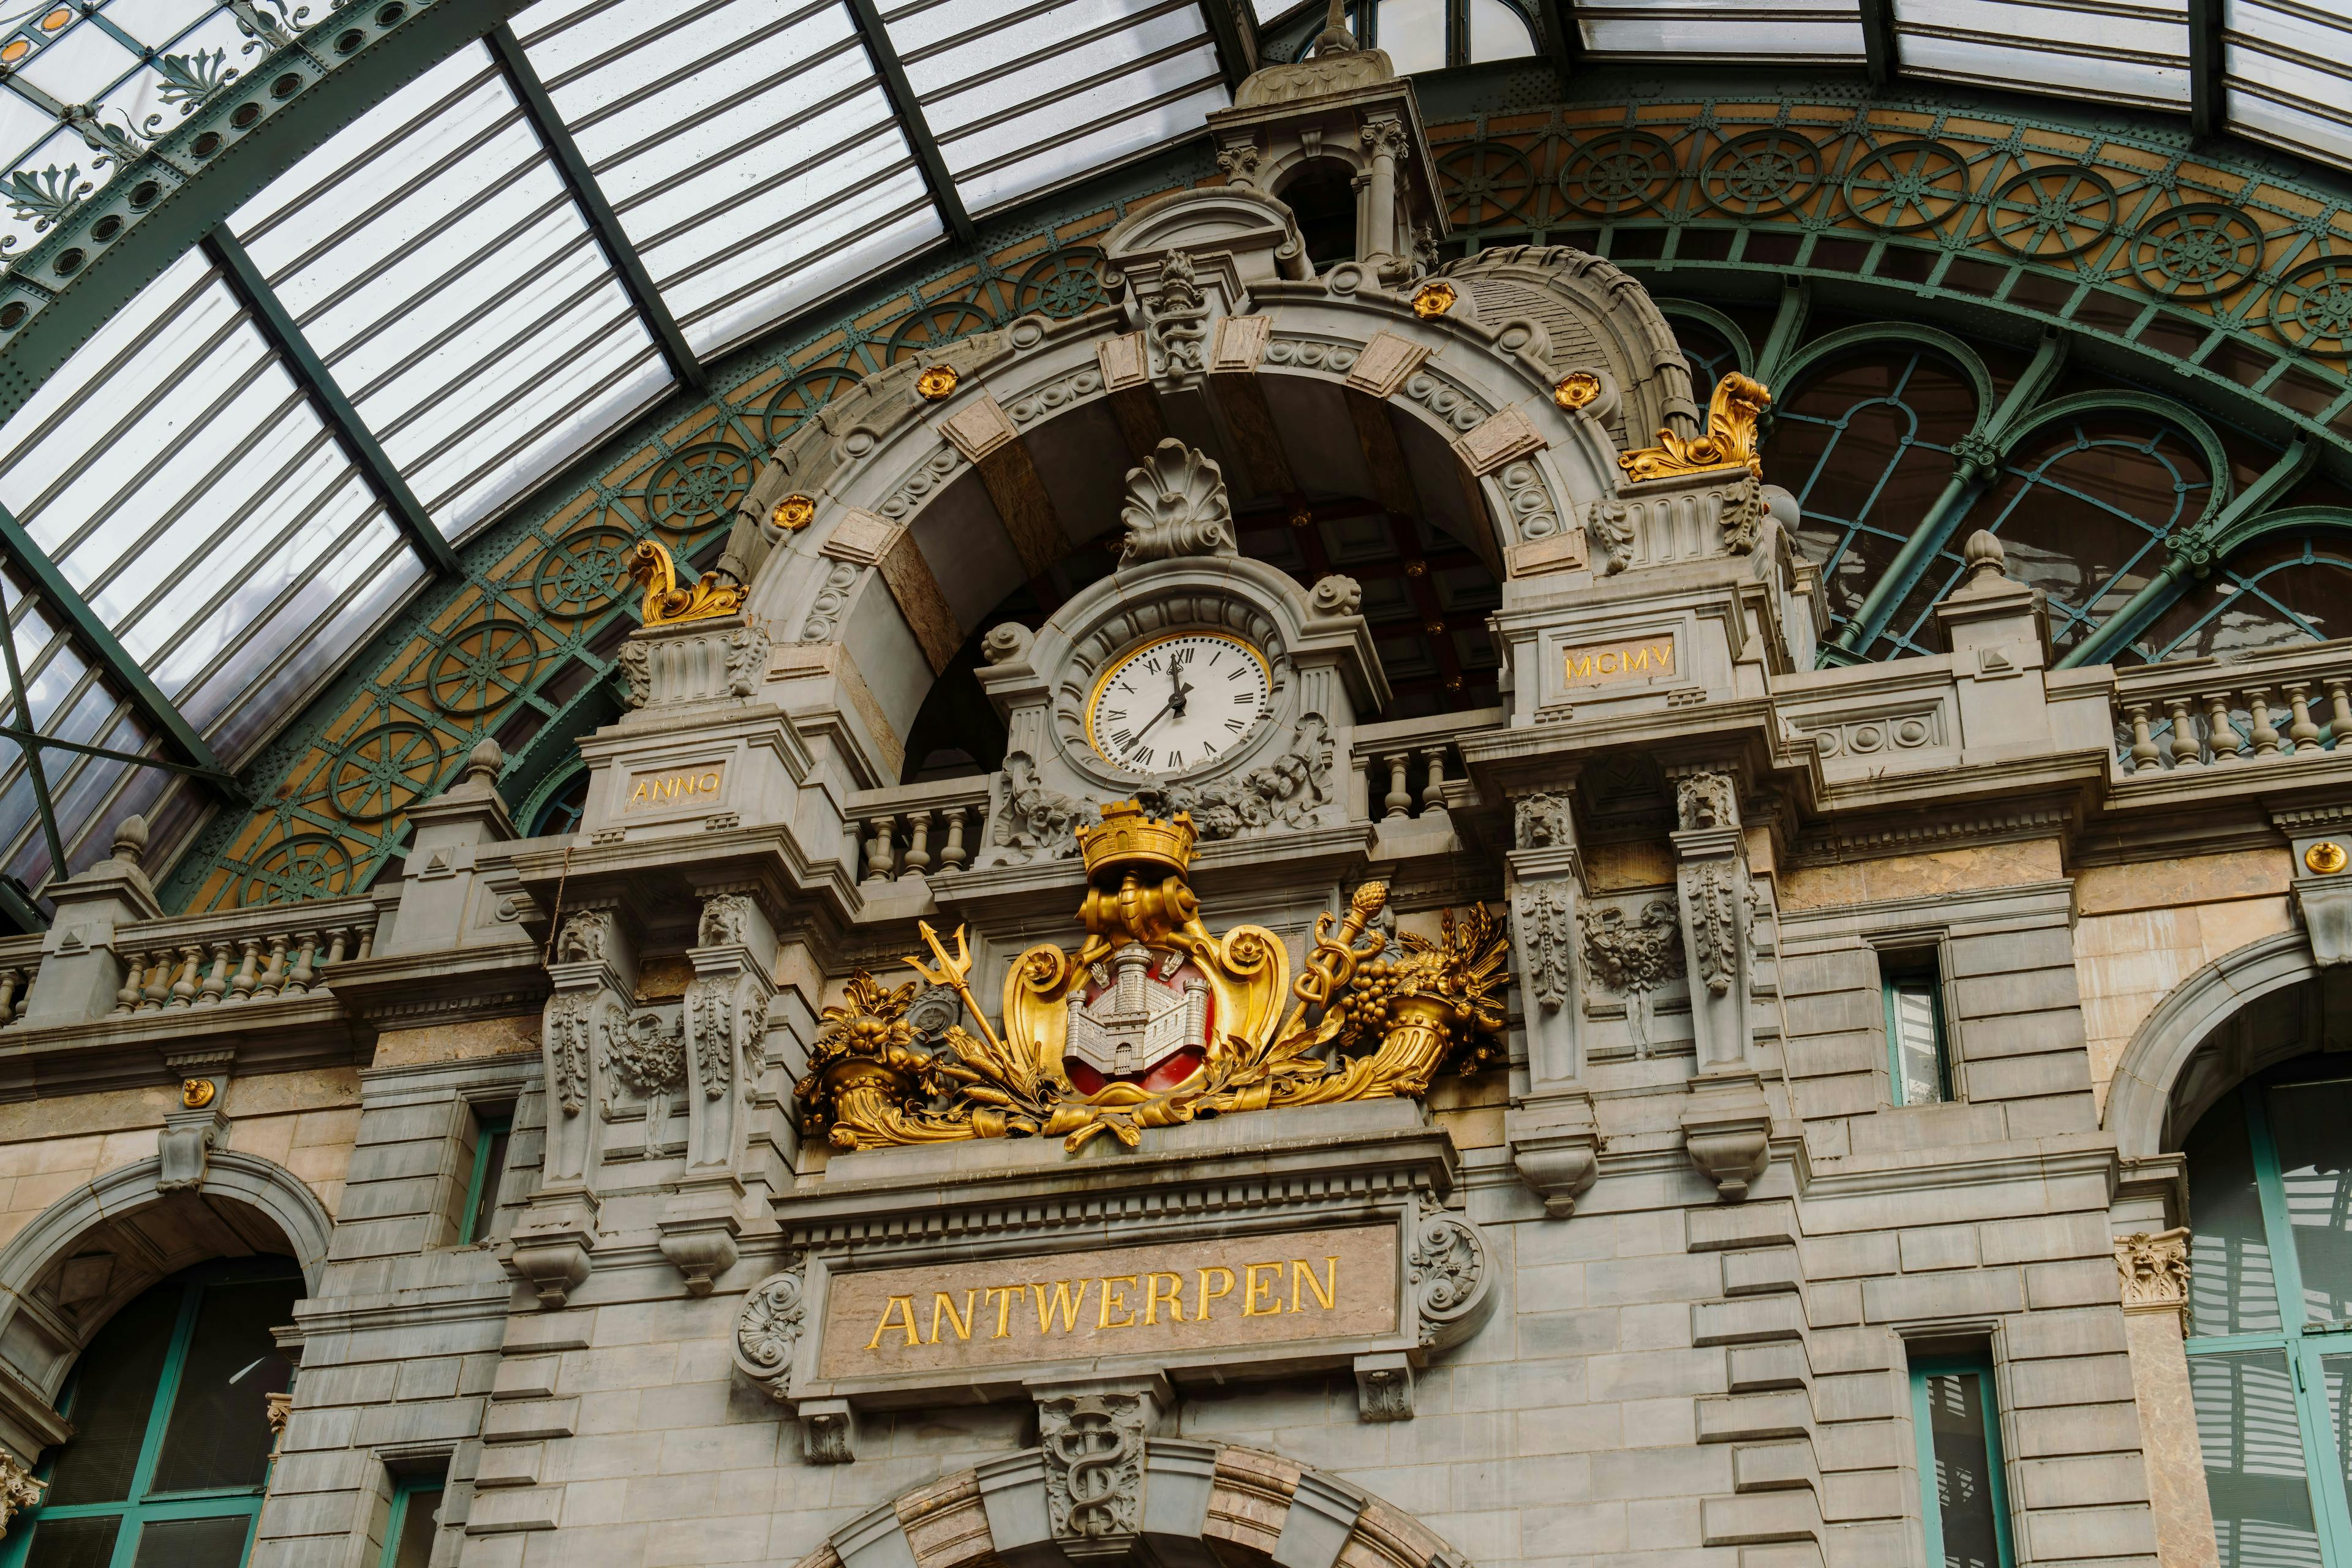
1,1258,301,1568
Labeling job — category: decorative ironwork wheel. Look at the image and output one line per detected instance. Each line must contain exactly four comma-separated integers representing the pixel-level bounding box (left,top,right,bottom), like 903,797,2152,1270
1839,139,1970,233
1556,128,1677,218
742,366,862,447
643,442,753,534
2130,203,2264,300
1985,164,2117,258
2271,255,2352,357
1011,245,1108,318
1698,130,1823,219
327,722,445,823
239,833,359,905
1436,141,1536,228
530,524,639,618
425,616,541,715
882,300,993,364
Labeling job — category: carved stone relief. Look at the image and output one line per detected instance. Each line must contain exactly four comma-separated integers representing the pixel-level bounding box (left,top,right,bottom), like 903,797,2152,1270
2116,1228,2191,1316
1039,1392,1150,1547
1408,1204,1492,1351
1117,440,1235,566
696,893,753,949
1144,249,1209,389
1580,899,1686,1057
1513,791,1572,850
733,1266,808,1400
993,751,1098,861
1133,714,1335,839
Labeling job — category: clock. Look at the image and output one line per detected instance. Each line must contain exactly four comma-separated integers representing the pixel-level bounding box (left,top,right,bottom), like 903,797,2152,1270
1084,631,1272,776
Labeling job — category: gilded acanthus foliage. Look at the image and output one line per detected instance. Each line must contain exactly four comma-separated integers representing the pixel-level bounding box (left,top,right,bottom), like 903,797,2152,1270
796,805,1510,1154
628,538,748,625
1618,372,1771,484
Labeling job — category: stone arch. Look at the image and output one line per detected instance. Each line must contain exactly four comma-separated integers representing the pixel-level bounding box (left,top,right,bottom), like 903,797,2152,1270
807,1442,1468,1568
2103,929,2324,1162
0,1150,331,1461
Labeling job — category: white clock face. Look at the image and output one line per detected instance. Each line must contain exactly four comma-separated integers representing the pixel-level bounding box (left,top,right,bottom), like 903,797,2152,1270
1085,631,1272,775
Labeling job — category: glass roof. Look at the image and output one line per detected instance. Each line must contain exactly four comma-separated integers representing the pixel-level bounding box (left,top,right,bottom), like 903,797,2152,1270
0,0,2343,904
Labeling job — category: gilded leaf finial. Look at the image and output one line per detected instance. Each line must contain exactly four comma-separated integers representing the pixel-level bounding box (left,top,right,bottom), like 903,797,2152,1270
628,539,749,626
1616,371,1772,484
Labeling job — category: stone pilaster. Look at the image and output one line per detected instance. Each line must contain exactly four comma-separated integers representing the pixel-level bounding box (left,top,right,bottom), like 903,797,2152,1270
1503,782,1600,1217
1666,762,1770,1199
658,888,779,1296
2116,1228,2220,1568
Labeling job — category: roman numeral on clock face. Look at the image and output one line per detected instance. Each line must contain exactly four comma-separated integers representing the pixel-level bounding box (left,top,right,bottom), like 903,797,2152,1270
1090,632,1273,777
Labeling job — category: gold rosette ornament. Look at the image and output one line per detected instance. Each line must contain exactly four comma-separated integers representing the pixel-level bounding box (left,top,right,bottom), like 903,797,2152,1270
797,802,1510,1153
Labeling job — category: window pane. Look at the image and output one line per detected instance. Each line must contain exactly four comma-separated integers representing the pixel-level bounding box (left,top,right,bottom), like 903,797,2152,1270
20,1516,121,1568
2190,1350,2323,1567
127,1512,252,1568
1888,978,1948,1106
465,1124,511,1245
2321,1354,2352,1513
148,1275,301,1494
1923,1370,2002,1567
391,1484,444,1568
44,1283,180,1506
2188,1090,2285,1336
2267,1081,2352,1327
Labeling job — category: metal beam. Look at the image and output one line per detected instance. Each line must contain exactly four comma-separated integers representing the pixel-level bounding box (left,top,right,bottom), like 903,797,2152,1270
1197,0,1257,93
485,24,708,393
840,0,979,250
1536,0,1579,83
0,0,534,435
0,570,67,885
2188,0,2225,138
203,227,462,579
1858,0,1898,88
0,513,239,797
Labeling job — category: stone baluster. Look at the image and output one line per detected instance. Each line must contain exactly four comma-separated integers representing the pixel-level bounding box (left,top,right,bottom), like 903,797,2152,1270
938,806,970,872
1382,753,1412,819
140,952,169,1010
356,922,375,962
256,935,288,998
227,938,262,1003
864,817,896,883
2166,698,2201,767
322,929,350,976
2203,693,2243,760
1420,748,1449,815
2124,703,2162,772
2247,688,2281,756
195,941,231,1006
284,933,318,995
900,810,932,881
2285,682,2321,753
168,946,201,1008
2328,679,2352,749
0,968,24,1021
114,953,146,1015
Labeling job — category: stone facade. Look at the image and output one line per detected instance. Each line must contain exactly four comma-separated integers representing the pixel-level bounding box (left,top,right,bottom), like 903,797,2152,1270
0,34,2340,1568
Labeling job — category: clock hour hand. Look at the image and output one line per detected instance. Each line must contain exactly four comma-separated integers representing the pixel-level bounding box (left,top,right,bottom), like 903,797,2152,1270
1126,692,1179,753
1168,660,1192,716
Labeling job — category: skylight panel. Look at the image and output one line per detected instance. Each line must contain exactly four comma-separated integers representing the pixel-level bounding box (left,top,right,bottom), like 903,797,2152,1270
1894,0,2190,110
1574,0,1868,59
2225,0,2352,167
887,0,1231,214
521,0,940,356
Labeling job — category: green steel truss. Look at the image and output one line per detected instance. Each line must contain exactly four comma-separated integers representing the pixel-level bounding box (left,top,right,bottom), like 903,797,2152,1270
98,68,2352,909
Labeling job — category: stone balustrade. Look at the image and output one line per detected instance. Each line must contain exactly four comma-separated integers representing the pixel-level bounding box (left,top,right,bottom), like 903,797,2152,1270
1352,708,1499,825
0,935,38,1027
845,779,993,885
2113,639,2352,774
105,897,379,1015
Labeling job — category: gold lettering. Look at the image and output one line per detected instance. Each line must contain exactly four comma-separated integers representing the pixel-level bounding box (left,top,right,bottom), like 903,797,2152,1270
1570,654,1594,677
929,1289,978,1344
1196,1266,1235,1321
1098,1275,1138,1330
628,782,649,805
1626,647,1648,672
984,1284,1025,1339
866,1295,920,1350
1653,643,1673,672
1144,1272,1186,1325
1597,651,1617,673
700,772,720,793
1291,1256,1338,1313
1243,1262,1284,1317
1035,1279,1089,1334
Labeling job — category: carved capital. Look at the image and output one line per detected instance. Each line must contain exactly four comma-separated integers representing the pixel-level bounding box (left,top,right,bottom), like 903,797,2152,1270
2116,1227,2191,1317
0,1450,45,1535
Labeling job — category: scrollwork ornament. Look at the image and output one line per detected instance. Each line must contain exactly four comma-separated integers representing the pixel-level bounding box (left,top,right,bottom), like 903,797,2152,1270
723,624,769,697
1515,883,1575,1014
0,1450,45,1534
1586,497,1634,575
1116,439,1234,564
1409,1204,1492,1350
614,639,651,709
688,981,733,1100
732,1267,807,1399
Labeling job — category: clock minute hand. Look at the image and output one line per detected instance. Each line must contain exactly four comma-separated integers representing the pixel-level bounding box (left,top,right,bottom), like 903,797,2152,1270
1127,691,1179,751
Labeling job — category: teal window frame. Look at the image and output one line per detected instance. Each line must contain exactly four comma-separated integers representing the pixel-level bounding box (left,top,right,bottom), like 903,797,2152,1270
1909,1353,2018,1568
2184,1066,2352,1564
0,1264,294,1568
1881,952,1953,1107
457,1110,513,1247
377,1474,445,1568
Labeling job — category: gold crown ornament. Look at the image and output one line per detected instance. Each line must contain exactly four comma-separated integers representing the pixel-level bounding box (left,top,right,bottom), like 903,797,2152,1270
1076,801,1197,881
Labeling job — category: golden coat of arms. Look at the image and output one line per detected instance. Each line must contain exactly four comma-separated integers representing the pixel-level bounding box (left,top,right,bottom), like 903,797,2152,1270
796,802,1510,1153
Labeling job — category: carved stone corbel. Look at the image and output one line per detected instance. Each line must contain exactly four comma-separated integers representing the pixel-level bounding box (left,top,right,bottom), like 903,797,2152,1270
1408,1202,1495,1351
1031,1377,1169,1559
1354,1352,1414,1422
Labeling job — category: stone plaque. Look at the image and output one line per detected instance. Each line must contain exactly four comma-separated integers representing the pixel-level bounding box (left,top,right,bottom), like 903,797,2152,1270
816,1224,1397,1379
1561,635,1675,687
622,763,725,813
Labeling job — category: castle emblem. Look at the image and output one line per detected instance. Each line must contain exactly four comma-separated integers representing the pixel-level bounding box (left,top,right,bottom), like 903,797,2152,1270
1064,944,1212,1093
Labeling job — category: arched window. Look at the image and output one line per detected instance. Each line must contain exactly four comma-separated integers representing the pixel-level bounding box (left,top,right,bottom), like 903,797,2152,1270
2134,531,2352,664
2184,1063,2352,1566
5,1261,301,1568
1763,349,1979,632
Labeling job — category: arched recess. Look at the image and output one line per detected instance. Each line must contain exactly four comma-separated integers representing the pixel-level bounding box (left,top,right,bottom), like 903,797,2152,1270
2103,930,2328,1164
810,1441,1469,1568
0,1151,330,1463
